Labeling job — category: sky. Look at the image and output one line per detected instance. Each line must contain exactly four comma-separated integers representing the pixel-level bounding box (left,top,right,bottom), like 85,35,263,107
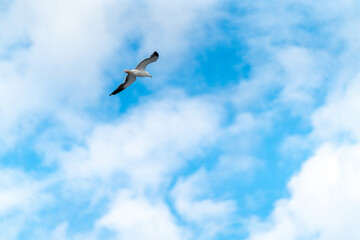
1,0,360,239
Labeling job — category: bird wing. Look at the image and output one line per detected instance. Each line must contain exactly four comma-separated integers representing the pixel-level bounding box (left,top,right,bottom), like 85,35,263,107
135,51,159,70
109,74,136,96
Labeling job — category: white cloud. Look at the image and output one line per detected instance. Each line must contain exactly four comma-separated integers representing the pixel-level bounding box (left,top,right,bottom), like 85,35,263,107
230,1,336,118
223,111,274,152
256,69,360,240
279,134,311,163
312,73,360,142
0,169,48,215
97,190,186,240
45,221,99,240
215,155,263,179
0,0,115,150
247,143,360,240
58,92,222,190
275,46,325,114
171,169,237,239
49,222,68,240
0,169,50,240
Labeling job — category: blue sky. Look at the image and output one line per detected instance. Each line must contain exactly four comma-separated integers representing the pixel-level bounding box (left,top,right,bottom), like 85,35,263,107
1,0,360,239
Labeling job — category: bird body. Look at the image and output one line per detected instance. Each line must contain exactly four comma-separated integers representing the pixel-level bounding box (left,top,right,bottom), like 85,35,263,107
110,51,159,96
123,69,152,77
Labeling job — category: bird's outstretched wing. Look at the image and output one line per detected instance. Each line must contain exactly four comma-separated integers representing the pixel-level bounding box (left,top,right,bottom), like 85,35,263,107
135,51,159,70
109,74,136,96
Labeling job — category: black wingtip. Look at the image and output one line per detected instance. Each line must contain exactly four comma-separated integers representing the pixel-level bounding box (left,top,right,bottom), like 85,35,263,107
153,51,159,57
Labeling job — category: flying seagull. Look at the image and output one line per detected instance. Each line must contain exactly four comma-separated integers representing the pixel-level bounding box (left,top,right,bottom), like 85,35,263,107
109,51,159,96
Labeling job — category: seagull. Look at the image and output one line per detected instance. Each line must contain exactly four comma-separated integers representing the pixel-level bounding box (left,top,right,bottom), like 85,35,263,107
109,51,159,96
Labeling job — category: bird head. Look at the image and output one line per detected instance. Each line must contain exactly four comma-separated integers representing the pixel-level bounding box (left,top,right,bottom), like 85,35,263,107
123,70,132,74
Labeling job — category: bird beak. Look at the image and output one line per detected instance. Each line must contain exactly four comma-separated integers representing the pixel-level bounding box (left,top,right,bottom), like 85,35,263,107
149,75,152,78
